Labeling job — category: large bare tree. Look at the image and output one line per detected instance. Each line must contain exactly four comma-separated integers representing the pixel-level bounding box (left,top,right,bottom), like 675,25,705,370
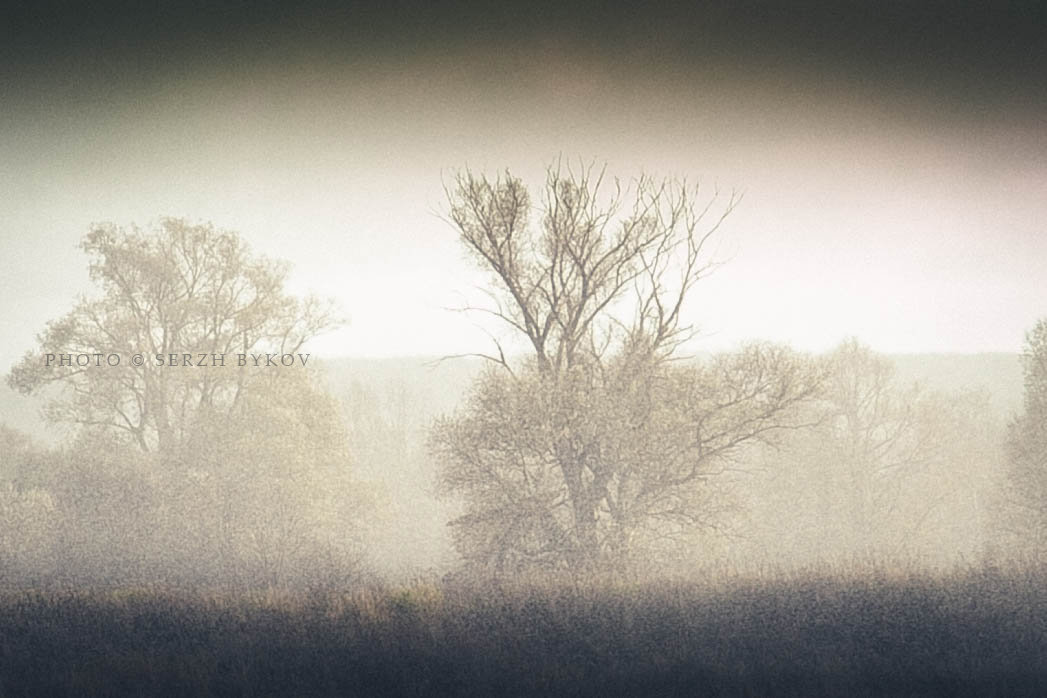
433,163,824,573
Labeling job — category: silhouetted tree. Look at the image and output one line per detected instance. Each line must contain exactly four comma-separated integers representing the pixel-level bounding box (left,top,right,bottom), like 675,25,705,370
433,163,824,573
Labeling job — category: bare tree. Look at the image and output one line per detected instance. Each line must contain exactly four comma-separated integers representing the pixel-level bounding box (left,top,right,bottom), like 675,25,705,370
433,163,824,573
446,163,735,373
821,340,936,556
743,339,997,566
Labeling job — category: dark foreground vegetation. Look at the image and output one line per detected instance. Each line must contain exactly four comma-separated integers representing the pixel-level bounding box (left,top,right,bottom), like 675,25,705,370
2,565,1046,697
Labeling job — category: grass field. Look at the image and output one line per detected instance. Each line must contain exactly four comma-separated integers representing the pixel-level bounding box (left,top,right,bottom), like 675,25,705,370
1,564,1045,697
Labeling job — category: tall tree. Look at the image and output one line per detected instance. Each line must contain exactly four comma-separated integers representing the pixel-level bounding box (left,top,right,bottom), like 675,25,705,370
5,219,366,587
433,163,824,573
7,218,338,454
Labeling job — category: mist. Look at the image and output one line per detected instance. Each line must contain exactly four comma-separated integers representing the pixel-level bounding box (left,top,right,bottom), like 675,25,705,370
2,1,1046,694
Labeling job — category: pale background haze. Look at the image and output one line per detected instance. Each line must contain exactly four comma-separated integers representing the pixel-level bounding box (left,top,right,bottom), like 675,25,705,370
2,4,1044,369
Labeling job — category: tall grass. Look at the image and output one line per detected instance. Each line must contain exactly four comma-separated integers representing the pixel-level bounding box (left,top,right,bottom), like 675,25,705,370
1,564,1046,696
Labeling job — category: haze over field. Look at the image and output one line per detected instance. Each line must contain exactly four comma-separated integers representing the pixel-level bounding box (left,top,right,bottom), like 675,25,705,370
2,3,1047,694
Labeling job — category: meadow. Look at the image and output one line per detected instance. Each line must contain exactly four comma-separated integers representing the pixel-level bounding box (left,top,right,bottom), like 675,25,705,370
2,563,1046,697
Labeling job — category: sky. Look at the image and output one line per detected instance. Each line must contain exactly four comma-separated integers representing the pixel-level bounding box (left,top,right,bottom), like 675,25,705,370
2,1,1045,370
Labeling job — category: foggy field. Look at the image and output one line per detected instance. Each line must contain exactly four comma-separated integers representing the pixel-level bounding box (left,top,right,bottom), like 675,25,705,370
2,565,1046,697
3,2,1046,695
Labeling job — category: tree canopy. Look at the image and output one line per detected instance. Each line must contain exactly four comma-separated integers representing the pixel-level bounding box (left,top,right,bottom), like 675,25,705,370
4,219,365,587
8,218,338,454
